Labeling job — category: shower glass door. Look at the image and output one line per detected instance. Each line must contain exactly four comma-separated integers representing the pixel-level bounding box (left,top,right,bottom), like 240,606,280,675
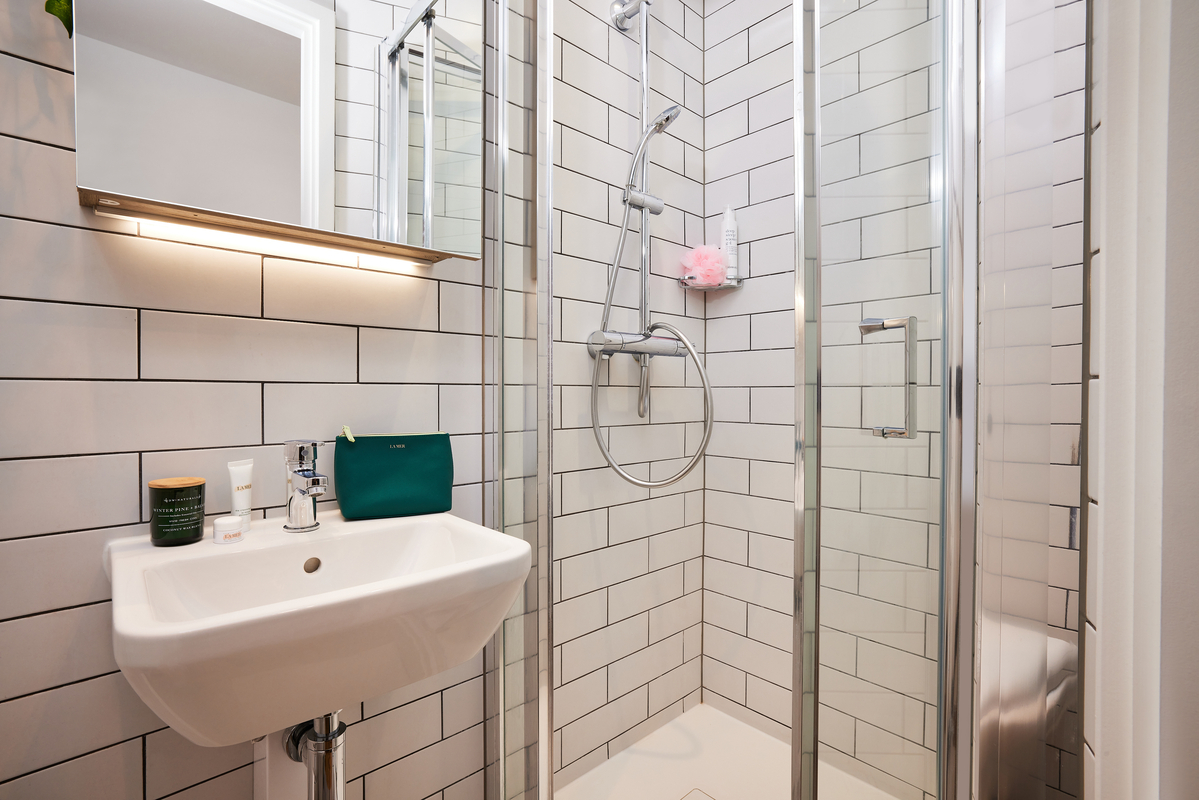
805,0,958,797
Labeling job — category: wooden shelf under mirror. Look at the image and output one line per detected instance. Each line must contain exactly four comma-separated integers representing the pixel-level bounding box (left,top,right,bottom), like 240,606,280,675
78,188,473,264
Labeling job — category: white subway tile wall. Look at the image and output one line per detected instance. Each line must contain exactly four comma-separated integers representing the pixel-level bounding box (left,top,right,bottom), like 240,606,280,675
0,1,493,797
551,0,707,783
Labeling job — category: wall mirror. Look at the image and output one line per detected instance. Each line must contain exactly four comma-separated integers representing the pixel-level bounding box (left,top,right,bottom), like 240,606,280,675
74,0,483,260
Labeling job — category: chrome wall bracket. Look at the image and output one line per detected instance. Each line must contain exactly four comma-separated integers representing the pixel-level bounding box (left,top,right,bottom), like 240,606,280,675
610,0,651,31
859,316,918,439
285,712,347,800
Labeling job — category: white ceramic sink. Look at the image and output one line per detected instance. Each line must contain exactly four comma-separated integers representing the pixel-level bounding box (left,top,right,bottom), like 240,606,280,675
106,512,531,747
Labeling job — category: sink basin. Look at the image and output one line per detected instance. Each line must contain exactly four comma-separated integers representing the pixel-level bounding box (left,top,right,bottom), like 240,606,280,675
106,512,531,747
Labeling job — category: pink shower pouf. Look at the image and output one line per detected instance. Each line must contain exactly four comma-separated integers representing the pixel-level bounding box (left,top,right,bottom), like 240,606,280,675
680,245,726,286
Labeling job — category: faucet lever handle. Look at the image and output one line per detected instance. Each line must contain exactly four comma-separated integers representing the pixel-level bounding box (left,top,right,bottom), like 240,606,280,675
284,440,323,464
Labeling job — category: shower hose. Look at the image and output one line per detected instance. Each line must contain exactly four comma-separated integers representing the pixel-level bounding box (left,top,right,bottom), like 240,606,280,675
590,197,715,489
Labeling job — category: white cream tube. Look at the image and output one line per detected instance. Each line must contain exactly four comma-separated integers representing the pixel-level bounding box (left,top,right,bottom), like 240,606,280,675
227,459,253,533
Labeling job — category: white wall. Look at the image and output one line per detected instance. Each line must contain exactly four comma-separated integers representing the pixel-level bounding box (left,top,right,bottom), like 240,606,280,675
1084,0,1197,798
0,1,493,798
1160,1,1199,794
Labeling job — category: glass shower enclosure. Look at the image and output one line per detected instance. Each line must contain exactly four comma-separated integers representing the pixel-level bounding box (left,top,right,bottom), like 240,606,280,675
487,0,976,797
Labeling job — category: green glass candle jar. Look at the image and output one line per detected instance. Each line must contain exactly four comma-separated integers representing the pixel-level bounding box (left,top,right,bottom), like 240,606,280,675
148,477,206,546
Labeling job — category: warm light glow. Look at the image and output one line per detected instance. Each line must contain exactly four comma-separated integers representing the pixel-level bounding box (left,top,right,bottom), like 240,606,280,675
358,253,425,275
91,208,429,273
135,218,359,267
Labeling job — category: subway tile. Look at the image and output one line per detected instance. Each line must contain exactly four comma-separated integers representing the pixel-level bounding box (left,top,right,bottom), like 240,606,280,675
146,728,251,800
702,655,747,704
649,591,702,642
821,666,925,747
609,565,684,622
746,674,790,724
704,589,747,640
364,725,484,800
706,0,790,47
649,658,700,715
0,603,117,702
860,112,934,174
263,383,438,443
557,589,609,643
0,299,136,379
141,312,356,382
749,5,792,60
140,445,287,518
822,585,926,655
557,0,611,57
820,0,928,66
0,381,260,459
560,464,650,515
822,53,860,106
705,31,748,81
705,119,794,184
854,720,936,794
706,422,793,462
555,80,610,139
561,539,648,598
0,739,141,800
747,531,792,577
705,557,790,613
0,672,162,783
608,494,686,544
1,454,140,540
861,202,939,260
554,509,609,559
360,329,482,384
705,490,792,538
362,653,483,718
0,136,131,232
859,19,936,90
0,53,74,148
748,82,793,133
165,765,252,800
823,71,928,146
858,555,938,615
264,259,439,330
607,422,687,465
347,695,441,780
822,161,930,226
0,218,261,315
822,507,928,567
705,523,749,565
560,613,648,683
746,604,791,651
0,0,74,70
860,472,940,524
649,524,703,570
607,634,682,698
0,524,145,621
856,639,937,703
704,624,791,688
559,685,647,766
555,668,609,727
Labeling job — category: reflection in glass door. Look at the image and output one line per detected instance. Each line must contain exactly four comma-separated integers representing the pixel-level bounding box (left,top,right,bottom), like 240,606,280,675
805,0,963,797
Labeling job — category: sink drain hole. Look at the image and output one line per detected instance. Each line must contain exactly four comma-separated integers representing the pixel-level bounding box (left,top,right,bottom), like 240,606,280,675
304,557,321,574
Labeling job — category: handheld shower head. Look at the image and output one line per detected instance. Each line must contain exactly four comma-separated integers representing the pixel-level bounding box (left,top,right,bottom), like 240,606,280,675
651,104,682,133
627,105,683,189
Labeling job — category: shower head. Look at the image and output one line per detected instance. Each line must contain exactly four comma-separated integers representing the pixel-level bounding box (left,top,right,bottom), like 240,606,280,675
627,105,683,189
651,105,682,133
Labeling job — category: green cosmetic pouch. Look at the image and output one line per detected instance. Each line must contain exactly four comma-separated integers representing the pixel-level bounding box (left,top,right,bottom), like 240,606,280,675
333,427,454,520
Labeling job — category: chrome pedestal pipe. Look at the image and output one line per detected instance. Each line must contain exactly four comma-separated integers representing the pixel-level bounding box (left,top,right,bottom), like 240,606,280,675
285,712,347,800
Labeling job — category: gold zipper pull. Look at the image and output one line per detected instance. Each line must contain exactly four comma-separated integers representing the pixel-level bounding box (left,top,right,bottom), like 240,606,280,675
341,425,355,442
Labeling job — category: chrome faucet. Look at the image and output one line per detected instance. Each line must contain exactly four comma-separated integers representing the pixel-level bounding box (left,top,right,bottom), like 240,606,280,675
284,440,328,532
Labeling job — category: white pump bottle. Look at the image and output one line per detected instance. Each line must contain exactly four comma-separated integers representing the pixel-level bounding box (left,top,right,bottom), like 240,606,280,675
722,205,739,281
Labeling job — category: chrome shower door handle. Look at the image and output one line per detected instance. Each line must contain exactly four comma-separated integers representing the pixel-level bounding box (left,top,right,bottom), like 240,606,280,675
858,316,918,439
